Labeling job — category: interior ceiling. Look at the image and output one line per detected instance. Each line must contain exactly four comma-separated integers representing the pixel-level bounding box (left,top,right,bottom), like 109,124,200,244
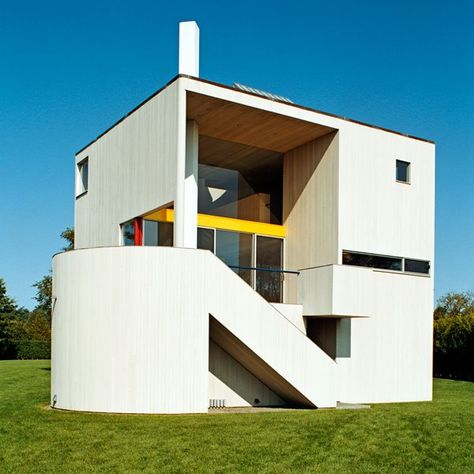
187,91,334,153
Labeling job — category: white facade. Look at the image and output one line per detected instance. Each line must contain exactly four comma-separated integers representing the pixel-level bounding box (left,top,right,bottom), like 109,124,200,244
53,22,435,413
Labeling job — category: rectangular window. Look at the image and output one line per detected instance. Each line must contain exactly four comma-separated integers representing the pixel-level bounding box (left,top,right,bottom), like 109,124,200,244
343,251,402,271
197,227,215,252
196,226,285,302
121,220,135,246
143,220,173,247
77,158,89,195
143,220,158,246
157,222,173,246
404,259,430,275
216,230,253,286
256,236,283,303
396,159,410,183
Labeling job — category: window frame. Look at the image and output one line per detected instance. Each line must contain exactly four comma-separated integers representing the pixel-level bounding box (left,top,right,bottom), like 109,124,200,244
255,234,284,303
76,157,89,197
342,250,431,277
197,226,216,253
404,258,431,276
120,220,136,246
196,226,285,302
342,250,403,272
396,159,411,184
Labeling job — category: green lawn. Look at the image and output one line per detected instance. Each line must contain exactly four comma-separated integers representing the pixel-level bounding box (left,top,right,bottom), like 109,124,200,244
0,361,473,473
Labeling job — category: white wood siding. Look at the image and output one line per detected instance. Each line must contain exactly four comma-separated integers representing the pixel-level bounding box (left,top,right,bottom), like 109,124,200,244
333,126,435,403
283,132,339,302
64,76,435,411
52,247,209,414
208,341,285,407
336,271,433,403
74,81,181,249
338,127,435,263
299,264,373,317
52,246,337,414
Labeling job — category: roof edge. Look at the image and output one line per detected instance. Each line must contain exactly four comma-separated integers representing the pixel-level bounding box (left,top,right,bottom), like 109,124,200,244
186,75,435,145
76,74,181,155
76,74,434,155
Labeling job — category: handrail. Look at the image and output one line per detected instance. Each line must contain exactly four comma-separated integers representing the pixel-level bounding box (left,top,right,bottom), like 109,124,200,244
228,265,300,275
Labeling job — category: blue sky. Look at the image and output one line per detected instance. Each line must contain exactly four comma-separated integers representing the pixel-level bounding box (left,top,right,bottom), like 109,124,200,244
0,0,472,308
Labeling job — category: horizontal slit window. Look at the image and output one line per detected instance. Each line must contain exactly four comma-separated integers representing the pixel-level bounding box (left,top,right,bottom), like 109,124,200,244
343,251,402,271
404,259,430,275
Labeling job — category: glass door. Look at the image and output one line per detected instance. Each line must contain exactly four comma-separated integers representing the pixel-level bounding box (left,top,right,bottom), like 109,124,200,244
215,230,253,286
255,236,283,303
197,227,284,302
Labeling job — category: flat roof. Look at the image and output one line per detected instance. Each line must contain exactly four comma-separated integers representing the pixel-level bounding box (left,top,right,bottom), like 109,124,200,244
76,74,434,155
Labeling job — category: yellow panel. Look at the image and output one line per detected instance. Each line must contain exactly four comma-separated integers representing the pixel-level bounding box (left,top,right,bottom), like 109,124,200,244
198,214,286,238
144,209,286,238
145,208,174,222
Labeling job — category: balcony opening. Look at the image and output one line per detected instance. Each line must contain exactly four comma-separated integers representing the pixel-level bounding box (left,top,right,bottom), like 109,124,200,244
194,134,286,302
198,136,283,224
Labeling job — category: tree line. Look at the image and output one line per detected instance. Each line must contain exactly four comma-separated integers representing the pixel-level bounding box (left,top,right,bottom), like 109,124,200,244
0,228,73,359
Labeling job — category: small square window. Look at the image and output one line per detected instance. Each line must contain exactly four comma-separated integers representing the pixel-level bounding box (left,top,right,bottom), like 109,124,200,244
77,158,89,195
396,160,410,183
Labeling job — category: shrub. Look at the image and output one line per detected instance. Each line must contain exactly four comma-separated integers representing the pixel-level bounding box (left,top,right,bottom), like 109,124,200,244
14,340,51,360
434,311,474,381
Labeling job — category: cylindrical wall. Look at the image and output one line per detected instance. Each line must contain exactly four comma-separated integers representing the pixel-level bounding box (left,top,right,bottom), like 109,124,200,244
51,246,209,414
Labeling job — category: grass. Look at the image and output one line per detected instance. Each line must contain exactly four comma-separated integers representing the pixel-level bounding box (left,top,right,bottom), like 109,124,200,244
0,361,473,473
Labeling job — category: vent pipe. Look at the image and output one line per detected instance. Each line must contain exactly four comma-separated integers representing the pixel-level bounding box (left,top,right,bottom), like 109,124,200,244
179,21,200,77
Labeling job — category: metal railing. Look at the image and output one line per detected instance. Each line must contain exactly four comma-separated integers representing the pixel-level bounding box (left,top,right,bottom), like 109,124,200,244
227,265,300,275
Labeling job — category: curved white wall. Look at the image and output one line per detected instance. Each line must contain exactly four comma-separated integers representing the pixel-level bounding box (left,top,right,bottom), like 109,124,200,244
52,247,210,414
52,247,336,414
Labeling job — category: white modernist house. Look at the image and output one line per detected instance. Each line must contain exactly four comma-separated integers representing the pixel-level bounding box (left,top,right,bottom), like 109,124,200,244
52,22,435,414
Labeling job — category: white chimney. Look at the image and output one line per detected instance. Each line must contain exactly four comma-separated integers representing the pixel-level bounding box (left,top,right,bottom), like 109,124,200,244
179,21,200,77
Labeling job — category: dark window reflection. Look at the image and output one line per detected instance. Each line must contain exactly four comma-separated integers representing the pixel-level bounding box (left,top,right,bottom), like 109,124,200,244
396,160,410,183
198,163,282,224
158,223,173,246
256,236,283,302
405,259,430,274
216,230,253,286
122,221,135,246
197,226,284,302
197,228,214,252
343,251,402,271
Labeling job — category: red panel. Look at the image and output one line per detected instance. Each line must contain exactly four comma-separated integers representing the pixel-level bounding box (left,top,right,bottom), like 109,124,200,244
134,217,143,246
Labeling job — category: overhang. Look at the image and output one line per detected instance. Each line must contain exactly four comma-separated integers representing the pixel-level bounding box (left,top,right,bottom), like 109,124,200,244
187,91,334,153
76,74,434,156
